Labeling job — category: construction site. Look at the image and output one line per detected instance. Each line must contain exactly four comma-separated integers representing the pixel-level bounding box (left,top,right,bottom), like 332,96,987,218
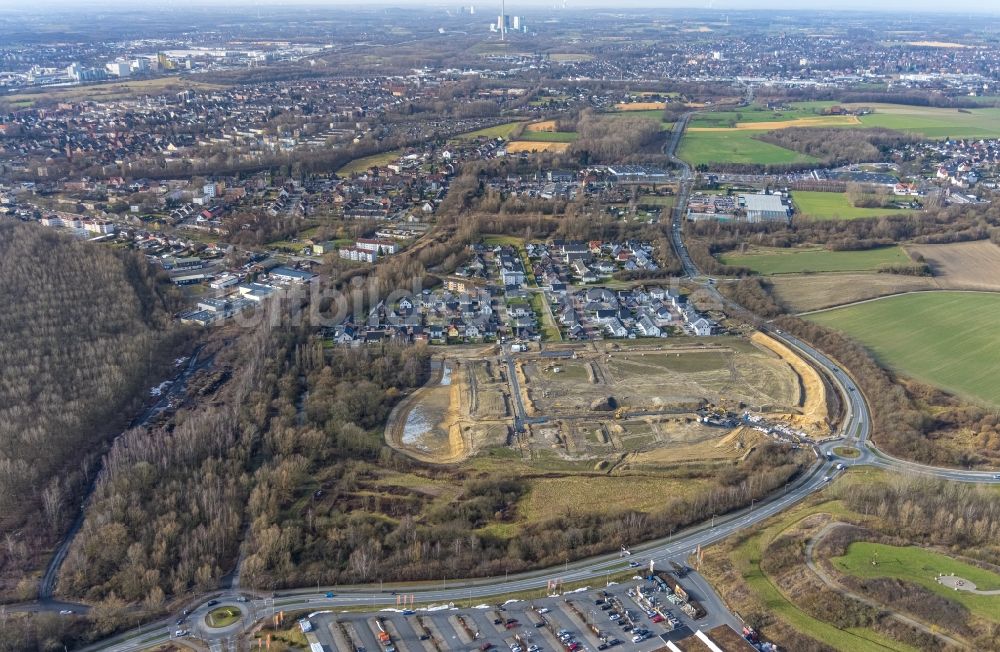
385,332,833,466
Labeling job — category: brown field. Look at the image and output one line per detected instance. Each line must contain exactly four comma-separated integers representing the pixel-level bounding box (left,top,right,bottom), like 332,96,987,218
907,41,968,48
614,102,666,111
767,273,938,313
526,120,558,132
549,53,595,62
770,241,1000,313
688,115,861,132
521,473,709,520
905,240,1000,291
505,141,571,153
630,425,765,465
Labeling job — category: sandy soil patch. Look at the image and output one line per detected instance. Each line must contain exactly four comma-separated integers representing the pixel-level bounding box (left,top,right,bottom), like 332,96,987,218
688,116,861,132
505,141,571,153
527,120,558,132
615,102,666,111
750,332,830,435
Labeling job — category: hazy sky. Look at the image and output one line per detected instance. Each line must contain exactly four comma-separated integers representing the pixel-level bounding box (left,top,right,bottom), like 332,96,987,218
0,0,996,14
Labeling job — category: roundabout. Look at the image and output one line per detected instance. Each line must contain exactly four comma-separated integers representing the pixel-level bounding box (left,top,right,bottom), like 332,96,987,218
205,605,243,628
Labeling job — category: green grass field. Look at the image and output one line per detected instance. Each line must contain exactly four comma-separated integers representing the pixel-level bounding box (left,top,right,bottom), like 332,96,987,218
720,246,910,275
794,191,918,220
601,109,665,120
808,291,1000,406
517,131,579,142
638,195,677,208
689,102,837,128
206,606,242,628
337,150,401,175
731,496,920,652
832,542,1000,622
678,130,817,166
852,104,1000,138
453,121,526,140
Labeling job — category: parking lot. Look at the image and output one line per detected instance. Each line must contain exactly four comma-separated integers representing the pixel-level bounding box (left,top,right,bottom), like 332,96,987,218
303,571,733,652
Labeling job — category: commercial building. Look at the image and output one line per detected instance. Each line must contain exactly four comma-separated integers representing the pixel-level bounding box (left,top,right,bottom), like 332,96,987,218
738,193,791,222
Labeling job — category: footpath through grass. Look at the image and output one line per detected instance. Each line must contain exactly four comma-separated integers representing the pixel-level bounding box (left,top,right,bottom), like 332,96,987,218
808,291,1000,407
719,245,910,275
832,542,1000,622
731,497,920,652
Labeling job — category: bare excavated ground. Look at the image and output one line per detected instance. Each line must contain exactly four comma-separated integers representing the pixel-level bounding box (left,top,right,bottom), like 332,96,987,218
386,335,830,466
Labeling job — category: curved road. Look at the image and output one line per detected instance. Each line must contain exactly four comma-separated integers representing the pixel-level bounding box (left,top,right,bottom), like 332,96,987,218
41,111,1000,651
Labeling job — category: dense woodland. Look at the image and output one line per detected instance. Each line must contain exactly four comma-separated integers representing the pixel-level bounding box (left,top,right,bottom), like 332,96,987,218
755,128,916,168
0,222,185,602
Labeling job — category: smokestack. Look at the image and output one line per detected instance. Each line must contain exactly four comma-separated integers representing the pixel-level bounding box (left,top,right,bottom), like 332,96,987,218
501,0,505,40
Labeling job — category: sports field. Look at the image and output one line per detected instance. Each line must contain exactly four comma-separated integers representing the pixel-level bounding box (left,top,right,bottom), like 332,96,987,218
794,191,919,220
808,291,1000,406
678,130,816,166
833,542,1000,622
848,104,1000,138
719,245,910,275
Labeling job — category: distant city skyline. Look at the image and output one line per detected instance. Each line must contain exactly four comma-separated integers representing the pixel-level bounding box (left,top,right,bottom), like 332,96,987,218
0,0,998,14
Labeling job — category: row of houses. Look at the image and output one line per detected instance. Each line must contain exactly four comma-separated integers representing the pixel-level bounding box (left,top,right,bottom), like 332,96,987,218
553,286,715,340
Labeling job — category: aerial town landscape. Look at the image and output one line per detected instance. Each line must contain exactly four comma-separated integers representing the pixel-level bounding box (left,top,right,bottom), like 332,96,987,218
2,2,1000,652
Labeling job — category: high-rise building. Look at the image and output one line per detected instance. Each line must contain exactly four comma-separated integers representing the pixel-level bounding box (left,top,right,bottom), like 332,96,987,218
106,61,131,77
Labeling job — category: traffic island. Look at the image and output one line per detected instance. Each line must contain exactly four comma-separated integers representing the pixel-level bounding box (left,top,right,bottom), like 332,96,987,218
205,605,243,628
832,446,861,458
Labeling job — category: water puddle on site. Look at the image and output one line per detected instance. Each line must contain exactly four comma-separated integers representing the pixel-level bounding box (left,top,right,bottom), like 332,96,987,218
401,361,453,453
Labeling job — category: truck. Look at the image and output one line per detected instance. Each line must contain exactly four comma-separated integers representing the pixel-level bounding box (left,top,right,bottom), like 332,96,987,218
654,571,706,619
375,618,391,646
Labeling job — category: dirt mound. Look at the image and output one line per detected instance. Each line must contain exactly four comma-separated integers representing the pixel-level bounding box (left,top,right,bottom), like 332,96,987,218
750,332,830,436
590,396,618,411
